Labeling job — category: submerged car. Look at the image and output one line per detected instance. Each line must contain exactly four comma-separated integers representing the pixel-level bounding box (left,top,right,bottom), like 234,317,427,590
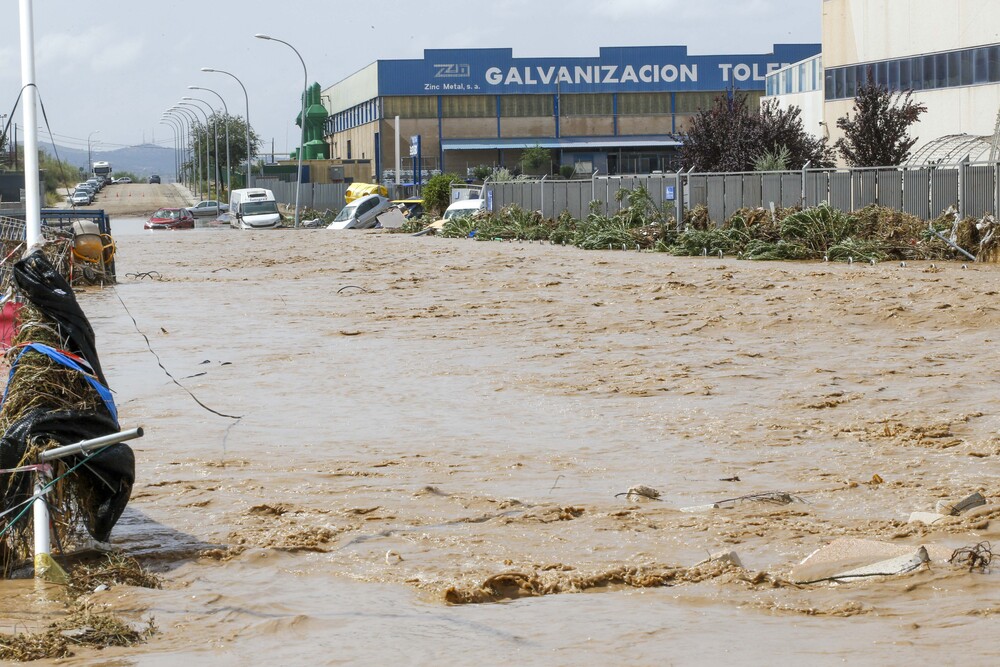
187,200,229,217
145,207,195,230
327,194,393,229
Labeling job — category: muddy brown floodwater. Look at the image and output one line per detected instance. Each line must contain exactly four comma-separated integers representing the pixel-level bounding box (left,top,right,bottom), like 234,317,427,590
3,218,999,665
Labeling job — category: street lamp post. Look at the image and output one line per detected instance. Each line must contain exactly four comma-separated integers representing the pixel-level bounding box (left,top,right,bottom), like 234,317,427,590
188,86,230,197
87,130,100,175
202,67,254,187
168,108,197,195
173,105,206,199
255,33,307,227
180,100,217,200
159,119,179,183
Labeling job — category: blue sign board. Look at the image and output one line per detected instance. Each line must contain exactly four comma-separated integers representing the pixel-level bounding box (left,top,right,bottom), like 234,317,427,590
665,185,675,201
377,44,820,97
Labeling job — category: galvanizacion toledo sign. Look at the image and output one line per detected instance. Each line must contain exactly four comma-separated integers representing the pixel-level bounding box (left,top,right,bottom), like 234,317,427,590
377,45,821,96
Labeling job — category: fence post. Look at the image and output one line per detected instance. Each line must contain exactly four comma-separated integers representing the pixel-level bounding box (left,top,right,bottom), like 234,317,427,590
801,161,811,207
675,168,683,230
958,154,969,220
540,174,547,216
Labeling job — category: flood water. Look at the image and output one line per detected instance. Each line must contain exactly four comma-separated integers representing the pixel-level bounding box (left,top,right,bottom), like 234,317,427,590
3,223,998,665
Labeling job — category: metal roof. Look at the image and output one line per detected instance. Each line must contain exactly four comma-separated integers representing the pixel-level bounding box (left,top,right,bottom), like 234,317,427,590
441,136,683,151
906,134,993,165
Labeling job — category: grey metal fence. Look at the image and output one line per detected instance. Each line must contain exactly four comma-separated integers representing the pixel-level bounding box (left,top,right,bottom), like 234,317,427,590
255,178,348,213
484,160,1000,225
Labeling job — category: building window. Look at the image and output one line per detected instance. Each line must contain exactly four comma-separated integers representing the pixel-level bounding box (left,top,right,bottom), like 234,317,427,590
441,95,494,118
560,93,612,116
675,91,719,113
347,140,351,159
499,95,554,117
382,96,437,118
618,93,671,115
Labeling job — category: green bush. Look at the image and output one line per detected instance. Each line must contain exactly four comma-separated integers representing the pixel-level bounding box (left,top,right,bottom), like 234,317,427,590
421,173,464,216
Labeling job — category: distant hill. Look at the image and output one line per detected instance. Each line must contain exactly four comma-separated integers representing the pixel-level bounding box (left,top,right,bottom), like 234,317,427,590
40,142,176,181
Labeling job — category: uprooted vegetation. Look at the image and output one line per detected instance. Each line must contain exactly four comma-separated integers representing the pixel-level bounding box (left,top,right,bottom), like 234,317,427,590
0,553,160,662
436,186,994,262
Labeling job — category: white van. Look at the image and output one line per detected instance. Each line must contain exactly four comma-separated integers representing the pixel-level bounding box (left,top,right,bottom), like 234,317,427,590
229,188,281,229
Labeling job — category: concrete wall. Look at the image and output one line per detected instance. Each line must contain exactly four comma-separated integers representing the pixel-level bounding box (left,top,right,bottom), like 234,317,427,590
500,117,556,137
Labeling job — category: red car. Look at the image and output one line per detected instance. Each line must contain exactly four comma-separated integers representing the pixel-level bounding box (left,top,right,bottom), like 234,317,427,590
145,207,195,230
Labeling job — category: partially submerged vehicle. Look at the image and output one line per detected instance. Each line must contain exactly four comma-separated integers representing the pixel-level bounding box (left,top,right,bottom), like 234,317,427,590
229,188,281,229
327,194,393,229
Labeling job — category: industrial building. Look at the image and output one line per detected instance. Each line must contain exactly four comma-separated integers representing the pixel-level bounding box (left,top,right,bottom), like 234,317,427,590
764,0,1000,164
320,44,820,181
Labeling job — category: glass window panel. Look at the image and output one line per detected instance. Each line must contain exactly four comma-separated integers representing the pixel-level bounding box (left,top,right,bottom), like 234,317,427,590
899,58,911,89
560,93,612,116
923,55,937,88
948,51,961,86
989,46,1000,83
974,47,990,84
961,50,974,85
675,91,719,113
910,57,924,90
824,69,835,99
875,61,889,87
888,60,900,90
499,95,553,117
835,68,846,98
934,53,948,87
618,93,670,115
442,95,494,118
857,64,871,89
383,96,438,118
845,66,856,98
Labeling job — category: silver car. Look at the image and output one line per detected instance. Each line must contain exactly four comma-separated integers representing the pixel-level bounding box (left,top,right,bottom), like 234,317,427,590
327,194,393,229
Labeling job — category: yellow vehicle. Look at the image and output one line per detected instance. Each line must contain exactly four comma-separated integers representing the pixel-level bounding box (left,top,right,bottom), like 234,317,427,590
345,182,388,204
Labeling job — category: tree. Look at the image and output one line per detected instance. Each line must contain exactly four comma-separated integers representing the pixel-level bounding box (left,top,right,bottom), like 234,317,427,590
187,113,260,189
835,71,927,167
681,92,834,172
520,145,551,173
421,172,463,215
757,100,835,169
680,91,761,172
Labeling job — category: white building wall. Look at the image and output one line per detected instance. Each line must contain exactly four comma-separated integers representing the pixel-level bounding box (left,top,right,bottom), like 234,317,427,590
322,63,379,114
822,0,1000,66
823,0,1000,157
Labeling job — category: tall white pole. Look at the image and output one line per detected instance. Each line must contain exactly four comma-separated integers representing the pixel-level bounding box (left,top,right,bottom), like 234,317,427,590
255,34,306,228
18,0,41,250
395,115,401,196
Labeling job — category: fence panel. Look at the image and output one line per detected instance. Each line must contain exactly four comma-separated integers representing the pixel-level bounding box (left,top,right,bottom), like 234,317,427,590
877,170,903,211
780,174,801,207
761,174,782,210
903,170,930,220
705,176,726,225
688,175,708,210
804,172,827,207
829,172,852,211
549,181,567,219
931,168,959,217
853,171,877,209
964,166,994,218
723,175,743,219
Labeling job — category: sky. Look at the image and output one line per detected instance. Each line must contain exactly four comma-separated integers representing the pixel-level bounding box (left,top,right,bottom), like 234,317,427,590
0,0,820,158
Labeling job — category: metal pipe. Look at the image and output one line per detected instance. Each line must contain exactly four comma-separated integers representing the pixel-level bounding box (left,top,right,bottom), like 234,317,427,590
39,427,144,462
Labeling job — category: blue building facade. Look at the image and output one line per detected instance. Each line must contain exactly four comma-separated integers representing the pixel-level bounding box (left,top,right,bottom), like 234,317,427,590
322,44,820,180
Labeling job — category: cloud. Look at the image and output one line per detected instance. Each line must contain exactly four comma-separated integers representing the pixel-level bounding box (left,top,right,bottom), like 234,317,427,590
36,27,144,76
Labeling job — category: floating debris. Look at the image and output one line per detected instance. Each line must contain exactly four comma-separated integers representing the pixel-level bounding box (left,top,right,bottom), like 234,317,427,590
615,484,662,502
948,541,992,572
